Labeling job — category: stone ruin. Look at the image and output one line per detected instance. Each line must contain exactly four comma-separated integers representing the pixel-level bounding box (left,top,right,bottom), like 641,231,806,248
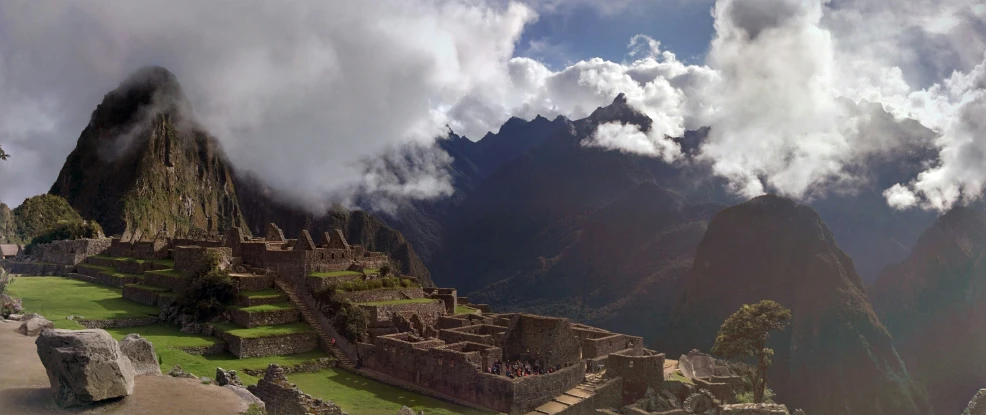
966,389,986,415
248,364,347,415
679,349,716,379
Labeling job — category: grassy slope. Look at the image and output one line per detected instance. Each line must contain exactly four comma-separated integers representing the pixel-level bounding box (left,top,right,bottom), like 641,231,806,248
455,305,480,315
92,255,175,267
231,303,296,313
240,289,285,299
6,277,158,329
310,270,361,278
289,370,494,415
213,322,313,338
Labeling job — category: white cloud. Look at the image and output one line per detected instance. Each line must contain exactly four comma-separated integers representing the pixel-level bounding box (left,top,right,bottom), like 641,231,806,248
582,122,681,161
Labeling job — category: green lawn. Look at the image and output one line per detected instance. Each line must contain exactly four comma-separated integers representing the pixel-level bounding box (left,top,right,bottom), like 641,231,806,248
213,322,313,338
240,289,285,299
77,264,143,279
7,276,159,329
103,324,328,385
124,283,171,292
290,370,495,415
455,305,480,315
358,298,436,306
231,302,297,313
310,270,361,278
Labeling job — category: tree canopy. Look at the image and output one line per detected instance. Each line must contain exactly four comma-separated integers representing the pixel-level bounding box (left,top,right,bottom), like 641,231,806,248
712,300,792,404
0,144,8,160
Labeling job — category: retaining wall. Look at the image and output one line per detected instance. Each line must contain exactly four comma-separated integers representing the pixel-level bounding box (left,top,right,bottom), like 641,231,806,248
230,307,301,328
122,285,164,306
77,316,158,329
221,332,318,358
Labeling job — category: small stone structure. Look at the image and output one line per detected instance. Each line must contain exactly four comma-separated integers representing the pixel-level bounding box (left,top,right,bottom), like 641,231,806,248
248,364,347,415
30,238,112,265
35,329,136,407
678,350,715,379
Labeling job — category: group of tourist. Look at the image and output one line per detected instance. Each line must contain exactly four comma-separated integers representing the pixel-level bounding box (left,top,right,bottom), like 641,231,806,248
485,360,562,378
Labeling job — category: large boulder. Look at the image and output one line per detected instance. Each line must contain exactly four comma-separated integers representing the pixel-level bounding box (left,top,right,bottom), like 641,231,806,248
18,313,53,336
35,329,136,407
216,367,243,387
118,333,162,376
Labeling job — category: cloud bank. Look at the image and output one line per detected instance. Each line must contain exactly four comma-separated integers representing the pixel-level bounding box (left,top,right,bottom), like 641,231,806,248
0,0,984,213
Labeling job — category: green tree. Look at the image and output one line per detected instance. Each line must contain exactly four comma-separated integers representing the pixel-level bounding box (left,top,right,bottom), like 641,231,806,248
0,144,8,161
711,300,792,404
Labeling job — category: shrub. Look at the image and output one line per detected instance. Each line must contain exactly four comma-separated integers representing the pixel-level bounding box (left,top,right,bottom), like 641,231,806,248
379,264,391,277
382,277,397,288
333,301,368,342
368,279,382,290
24,220,104,254
177,251,236,322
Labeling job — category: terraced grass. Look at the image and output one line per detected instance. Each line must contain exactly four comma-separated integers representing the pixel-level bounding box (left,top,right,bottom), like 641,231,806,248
213,322,313,338
231,302,296,313
91,255,175,267
455,305,481,315
359,298,437,306
6,276,159,329
240,289,285,300
310,270,361,278
290,370,495,415
145,268,183,278
124,283,171,292
103,324,328,385
77,264,143,279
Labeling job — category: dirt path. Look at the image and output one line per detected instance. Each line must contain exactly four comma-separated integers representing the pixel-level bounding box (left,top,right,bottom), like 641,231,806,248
0,321,252,415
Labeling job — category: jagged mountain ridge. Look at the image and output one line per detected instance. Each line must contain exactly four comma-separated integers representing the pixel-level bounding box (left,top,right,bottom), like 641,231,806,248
664,195,932,415
49,66,245,238
47,66,430,284
871,207,986,414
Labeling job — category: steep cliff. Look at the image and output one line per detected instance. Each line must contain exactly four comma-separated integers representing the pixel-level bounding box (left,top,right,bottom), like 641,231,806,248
665,195,931,415
871,207,986,414
49,66,245,238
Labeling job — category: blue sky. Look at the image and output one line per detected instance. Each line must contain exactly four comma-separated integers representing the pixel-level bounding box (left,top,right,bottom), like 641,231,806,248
516,1,716,68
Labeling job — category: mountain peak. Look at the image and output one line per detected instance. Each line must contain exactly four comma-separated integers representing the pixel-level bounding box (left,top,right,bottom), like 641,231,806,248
586,92,651,132
613,92,628,105
89,66,190,130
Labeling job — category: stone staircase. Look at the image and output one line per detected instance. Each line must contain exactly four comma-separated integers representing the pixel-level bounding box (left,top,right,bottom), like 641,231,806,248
274,279,355,369
524,372,609,415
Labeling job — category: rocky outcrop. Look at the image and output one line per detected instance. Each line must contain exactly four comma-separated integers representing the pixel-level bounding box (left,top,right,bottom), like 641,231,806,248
118,333,161,376
664,195,931,415
964,389,986,415
35,329,136,407
17,313,53,336
49,66,246,238
871,207,986,414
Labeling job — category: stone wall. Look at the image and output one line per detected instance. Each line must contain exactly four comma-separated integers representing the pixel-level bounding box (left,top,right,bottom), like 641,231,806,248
502,314,581,368
144,272,192,292
438,324,504,346
1,261,74,276
221,331,318,358
122,285,162,306
230,307,300,328
360,300,445,327
234,274,275,291
694,377,744,403
340,288,424,303
509,364,585,414
306,274,362,293
174,246,232,277
31,238,111,265
77,316,158,329
74,265,140,287
176,343,228,355
422,288,457,314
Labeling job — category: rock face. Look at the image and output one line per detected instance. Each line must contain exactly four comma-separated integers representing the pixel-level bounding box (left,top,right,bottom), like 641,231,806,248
17,313,53,336
664,195,931,415
964,389,986,415
118,333,161,376
871,207,986,414
35,329,136,407
49,66,245,238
